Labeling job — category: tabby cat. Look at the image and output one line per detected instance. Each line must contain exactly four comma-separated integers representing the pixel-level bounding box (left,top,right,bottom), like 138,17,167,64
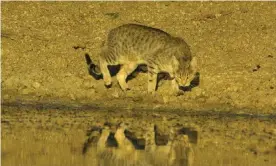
83,123,194,166
87,24,197,94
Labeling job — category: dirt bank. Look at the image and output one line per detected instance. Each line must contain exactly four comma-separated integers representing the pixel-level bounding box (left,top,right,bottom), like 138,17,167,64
2,2,276,114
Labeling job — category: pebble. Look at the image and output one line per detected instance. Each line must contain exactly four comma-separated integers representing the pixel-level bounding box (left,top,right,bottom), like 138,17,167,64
272,129,276,136
208,96,220,102
272,97,276,107
3,77,14,87
32,82,41,89
64,72,73,77
21,88,32,95
69,93,76,100
3,94,10,100
111,90,120,98
83,80,94,89
21,80,30,87
193,87,204,97
215,13,222,18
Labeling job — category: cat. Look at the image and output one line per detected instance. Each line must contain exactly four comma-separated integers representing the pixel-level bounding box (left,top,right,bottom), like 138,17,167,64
86,24,197,94
83,123,194,166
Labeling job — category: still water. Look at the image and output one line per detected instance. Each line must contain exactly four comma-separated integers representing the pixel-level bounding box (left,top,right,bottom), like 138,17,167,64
2,103,276,166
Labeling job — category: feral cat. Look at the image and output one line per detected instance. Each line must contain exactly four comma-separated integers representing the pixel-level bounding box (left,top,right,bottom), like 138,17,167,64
83,123,194,166
87,24,197,94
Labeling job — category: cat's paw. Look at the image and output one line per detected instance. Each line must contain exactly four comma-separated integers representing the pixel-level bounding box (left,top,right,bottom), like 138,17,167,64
101,125,111,137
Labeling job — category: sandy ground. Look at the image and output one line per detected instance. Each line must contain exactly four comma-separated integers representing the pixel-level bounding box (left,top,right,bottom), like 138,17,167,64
1,1,276,166
2,1,276,112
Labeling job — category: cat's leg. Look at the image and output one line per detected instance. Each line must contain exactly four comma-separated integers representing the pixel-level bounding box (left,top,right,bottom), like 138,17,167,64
114,123,135,151
99,48,113,88
99,62,112,88
82,130,101,155
180,135,195,166
165,69,183,96
170,135,195,166
145,123,156,152
171,78,183,96
147,66,158,93
99,61,112,88
166,128,178,166
167,127,175,146
116,63,138,91
97,126,110,153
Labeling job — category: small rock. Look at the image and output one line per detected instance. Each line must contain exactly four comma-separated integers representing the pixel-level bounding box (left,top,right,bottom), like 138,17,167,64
272,97,276,107
21,80,31,87
232,86,239,92
3,94,10,100
198,97,206,102
55,118,63,126
32,82,41,89
272,129,276,136
193,87,204,97
208,96,219,102
153,104,162,109
83,80,94,89
21,88,32,95
65,72,73,77
215,13,222,18
3,77,15,87
111,90,120,98
87,89,96,94
104,12,120,19
69,93,76,100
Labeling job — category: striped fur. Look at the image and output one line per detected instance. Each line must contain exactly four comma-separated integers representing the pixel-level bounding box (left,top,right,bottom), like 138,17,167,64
83,123,194,166
88,24,197,94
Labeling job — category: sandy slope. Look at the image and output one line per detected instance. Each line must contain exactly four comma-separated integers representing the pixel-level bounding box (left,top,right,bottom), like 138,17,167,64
2,2,276,113
1,2,276,166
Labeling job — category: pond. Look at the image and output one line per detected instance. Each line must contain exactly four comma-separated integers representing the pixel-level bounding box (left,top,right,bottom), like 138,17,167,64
1,103,276,166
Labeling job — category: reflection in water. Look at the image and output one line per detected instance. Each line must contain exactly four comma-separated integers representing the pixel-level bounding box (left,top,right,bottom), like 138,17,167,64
83,123,195,166
3,105,275,166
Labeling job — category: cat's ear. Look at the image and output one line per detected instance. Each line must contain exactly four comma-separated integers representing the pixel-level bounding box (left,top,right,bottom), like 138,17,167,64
190,57,198,72
172,56,179,67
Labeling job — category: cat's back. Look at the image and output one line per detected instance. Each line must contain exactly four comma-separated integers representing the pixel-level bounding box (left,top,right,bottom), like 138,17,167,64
108,24,171,40
106,24,174,55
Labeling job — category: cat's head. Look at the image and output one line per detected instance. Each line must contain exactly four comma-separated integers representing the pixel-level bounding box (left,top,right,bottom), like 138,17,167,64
174,56,197,87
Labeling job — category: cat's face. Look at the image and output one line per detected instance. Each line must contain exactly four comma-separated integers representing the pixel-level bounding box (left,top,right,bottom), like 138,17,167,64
175,57,197,87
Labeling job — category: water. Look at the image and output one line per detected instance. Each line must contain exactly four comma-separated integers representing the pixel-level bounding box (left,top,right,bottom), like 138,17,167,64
1,103,276,166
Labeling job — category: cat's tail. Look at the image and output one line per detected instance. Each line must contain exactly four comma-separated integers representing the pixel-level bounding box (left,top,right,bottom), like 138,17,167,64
85,53,102,79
